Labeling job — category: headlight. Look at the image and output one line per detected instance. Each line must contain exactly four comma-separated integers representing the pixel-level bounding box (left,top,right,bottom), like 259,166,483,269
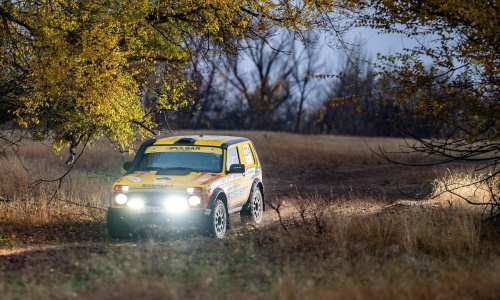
127,199,144,209
115,193,128,205
188,195,202,207
164,195,188,214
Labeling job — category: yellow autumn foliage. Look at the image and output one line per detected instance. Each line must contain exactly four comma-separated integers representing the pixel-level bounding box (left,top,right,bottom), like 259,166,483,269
0,0,354,152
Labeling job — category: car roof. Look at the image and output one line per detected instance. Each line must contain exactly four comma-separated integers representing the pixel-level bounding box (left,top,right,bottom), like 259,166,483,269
152,135,250,148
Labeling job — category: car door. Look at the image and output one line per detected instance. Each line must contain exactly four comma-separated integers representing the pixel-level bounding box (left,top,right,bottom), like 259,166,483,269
236,142,258,203
222,145,248,209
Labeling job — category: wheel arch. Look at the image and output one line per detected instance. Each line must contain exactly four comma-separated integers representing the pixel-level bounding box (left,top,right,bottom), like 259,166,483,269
208,188,228,210
253,179,265,211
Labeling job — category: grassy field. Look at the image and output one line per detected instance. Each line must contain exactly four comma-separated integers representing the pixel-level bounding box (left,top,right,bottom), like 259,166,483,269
1,131,500,299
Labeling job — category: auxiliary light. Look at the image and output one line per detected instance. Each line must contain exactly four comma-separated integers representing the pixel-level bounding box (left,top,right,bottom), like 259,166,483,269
127,199,144,210
164,195,189,214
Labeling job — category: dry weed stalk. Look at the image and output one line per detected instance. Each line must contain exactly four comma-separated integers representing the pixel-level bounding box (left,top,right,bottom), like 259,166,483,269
266,188,333,237
267,188,483,258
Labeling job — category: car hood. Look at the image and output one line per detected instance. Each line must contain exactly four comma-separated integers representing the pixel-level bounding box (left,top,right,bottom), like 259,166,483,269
114,171,223,190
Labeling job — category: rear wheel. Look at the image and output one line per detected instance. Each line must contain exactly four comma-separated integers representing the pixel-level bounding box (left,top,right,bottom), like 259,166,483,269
241,186,263,224
107,210,134,239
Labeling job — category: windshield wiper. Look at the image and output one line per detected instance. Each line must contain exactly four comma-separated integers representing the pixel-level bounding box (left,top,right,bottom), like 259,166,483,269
154,167,200,175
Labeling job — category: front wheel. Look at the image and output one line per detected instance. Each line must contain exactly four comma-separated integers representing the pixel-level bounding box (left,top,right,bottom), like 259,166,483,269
241,186,263,224
206,199,227,238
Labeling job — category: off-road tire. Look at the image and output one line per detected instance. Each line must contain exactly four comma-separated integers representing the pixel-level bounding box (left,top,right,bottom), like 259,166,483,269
241,185,263,225
205,199,227,238
106,211,134,239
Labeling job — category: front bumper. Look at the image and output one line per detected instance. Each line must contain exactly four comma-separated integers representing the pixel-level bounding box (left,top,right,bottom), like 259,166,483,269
107,206,211,227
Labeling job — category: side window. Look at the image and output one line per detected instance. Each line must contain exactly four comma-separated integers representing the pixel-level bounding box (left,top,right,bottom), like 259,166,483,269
226,146,240,171
242,144,255,165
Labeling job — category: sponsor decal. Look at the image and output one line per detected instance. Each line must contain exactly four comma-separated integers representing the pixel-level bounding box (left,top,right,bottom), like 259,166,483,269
142,184,173,189
116,171,149,183
139,206,164,213
126,176,142,183
226,184,248,200
166,146,201,151
154,176,174,183
246,167,256,176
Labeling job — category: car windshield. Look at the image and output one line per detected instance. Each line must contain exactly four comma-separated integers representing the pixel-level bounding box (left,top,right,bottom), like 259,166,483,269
137,146,223,173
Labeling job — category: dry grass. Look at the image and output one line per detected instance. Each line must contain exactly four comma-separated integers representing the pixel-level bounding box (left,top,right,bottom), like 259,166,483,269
0,139,126,244
1,131,500,299
432,168,500,204
2,200,500,300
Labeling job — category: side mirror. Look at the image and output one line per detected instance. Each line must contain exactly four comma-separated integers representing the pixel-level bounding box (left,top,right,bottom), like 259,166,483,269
123,162,132,171
228,164,245,174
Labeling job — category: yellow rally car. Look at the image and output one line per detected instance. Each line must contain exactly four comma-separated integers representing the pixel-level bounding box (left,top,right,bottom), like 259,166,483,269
107,135,264,239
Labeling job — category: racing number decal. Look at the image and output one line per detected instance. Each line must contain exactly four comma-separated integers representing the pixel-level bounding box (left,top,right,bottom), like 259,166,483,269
243,145,254,165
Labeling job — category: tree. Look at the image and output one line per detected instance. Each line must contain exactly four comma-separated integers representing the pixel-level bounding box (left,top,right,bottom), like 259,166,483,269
0,0,357,156
160,55,230,130
356,0,500,219
291,42,323,133
222,32,295,130
309,42,396,136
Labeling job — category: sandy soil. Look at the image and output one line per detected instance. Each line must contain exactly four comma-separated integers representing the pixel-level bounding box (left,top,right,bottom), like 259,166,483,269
266,162,437,203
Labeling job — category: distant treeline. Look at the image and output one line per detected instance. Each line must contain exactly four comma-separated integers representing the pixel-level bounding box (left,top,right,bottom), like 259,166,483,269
153,35,438,138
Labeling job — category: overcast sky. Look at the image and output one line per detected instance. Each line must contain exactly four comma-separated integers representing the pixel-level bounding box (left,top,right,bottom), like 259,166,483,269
353,28,415,56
